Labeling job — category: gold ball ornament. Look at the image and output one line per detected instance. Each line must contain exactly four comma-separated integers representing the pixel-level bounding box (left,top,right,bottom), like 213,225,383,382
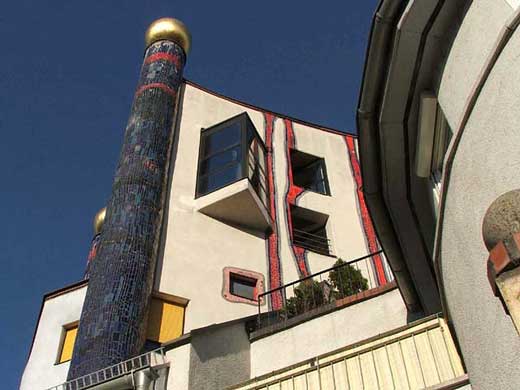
93,207,107,236
145,17,191,54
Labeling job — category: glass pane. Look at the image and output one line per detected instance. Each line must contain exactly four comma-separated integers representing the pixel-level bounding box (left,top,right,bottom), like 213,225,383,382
200,145,241,176
198,163,242,195
202,122,241,157
230,274,256,300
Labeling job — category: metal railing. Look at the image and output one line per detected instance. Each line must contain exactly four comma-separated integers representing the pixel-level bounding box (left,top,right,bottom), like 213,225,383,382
257,252,387,330
292,228,331,255
47,348,166,390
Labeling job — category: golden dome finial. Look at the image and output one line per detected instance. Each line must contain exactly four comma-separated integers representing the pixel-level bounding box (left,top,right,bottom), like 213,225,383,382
93,207,107,236
145,17,191,54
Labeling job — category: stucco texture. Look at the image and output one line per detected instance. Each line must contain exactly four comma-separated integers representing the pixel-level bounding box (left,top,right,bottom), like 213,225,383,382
189,322,250,390
250,288,408,378
439,3,520,389
20,286,86,390
157,84,387,332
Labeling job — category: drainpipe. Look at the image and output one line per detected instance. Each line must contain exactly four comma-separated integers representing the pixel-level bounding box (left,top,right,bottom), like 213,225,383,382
357,0,422,312
67,18,191,379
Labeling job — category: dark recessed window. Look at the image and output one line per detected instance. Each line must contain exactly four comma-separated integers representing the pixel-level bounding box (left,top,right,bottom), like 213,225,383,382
291,205,331,256
196,113,268,206
290,149,330,196
230,273,257,301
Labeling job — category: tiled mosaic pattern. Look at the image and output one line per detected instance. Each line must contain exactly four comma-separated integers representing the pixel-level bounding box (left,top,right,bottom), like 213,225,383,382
67,40,186,380
83,234,101,280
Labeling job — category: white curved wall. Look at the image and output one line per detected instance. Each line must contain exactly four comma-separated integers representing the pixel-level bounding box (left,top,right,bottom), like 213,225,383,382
438,1,520,389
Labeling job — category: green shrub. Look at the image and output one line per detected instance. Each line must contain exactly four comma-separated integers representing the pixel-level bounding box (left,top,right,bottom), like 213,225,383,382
328,259,368,298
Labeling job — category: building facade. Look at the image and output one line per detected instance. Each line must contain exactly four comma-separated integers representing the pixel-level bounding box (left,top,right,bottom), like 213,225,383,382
20,14,474,390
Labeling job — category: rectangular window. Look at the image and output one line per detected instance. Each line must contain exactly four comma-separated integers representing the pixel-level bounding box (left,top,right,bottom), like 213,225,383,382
147,295,186,344
291,205,331,256
58,323,78,364
230,273,257,300
196,113,268,206
290,149,330,195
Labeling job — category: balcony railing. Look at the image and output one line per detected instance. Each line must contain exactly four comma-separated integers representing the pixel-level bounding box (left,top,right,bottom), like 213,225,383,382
256,252,390,331
47,348,166,390
292,228,331,255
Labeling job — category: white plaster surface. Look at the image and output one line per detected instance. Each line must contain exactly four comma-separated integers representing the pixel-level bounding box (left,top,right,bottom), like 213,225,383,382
20,286,86,390
250,289,408,378
439,14,520,390
157,84,387,332
505,0,520,10
438,0,514,131
165,343,191,390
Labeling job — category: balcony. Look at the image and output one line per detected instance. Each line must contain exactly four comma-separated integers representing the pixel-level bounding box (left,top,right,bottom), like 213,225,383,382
196,113,271,232
232,315,468,390
255,252,393,332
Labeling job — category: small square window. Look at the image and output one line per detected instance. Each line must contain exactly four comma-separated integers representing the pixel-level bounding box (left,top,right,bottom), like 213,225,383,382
222,267,264,305
290,149,330,195
230,273,257,300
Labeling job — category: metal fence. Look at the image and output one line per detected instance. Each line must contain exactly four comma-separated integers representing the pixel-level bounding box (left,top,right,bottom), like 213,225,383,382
257,252,389,330
47,348,166,390
292,228,331,256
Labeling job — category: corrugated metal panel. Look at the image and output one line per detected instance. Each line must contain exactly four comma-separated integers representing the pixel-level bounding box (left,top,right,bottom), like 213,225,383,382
232,317,465,390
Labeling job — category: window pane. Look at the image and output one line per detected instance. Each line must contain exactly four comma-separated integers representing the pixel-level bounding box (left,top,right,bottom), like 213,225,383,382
59,326,78,363
230,274,256,300
198,164,242,194
200,145,241,176
202,122,241,157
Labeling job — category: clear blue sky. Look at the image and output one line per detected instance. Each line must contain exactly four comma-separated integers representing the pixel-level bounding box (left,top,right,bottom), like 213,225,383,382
1,1,378,387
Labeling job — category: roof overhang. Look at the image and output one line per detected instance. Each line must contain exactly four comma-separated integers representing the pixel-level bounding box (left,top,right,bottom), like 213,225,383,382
357,0,467,313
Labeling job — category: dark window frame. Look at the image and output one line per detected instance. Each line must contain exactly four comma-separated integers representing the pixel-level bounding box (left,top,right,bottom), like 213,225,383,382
290,149,331,196
195,113,268,204
229,272,258,301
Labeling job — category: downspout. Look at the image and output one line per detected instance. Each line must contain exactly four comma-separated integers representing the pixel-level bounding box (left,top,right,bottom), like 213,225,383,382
357,0,422,312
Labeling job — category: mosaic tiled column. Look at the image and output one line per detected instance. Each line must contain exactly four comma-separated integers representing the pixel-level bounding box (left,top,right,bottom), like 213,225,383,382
68,18,191,380
84,207,106,280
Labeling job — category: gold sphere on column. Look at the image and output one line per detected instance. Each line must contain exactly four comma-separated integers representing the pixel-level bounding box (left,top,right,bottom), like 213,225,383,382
93,207,107,236
145,17,191,54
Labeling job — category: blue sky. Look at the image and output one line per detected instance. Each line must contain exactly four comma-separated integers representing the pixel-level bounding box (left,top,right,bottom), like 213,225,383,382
1,1,378,387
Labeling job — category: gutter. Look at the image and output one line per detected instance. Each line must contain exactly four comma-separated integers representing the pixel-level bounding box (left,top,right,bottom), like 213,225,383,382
357,0,422,312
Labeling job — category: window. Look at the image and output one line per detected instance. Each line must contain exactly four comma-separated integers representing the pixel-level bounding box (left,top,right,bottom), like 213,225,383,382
147,293,187,344
57,322,78,364
290,149,330,195
196,113,268,206
430,105,452,201
230,273,257,300
291,205,331,256
222,267,264,304
414,93,453,210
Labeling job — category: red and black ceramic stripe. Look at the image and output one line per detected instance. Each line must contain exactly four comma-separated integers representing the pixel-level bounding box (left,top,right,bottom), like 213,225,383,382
67,40,186,381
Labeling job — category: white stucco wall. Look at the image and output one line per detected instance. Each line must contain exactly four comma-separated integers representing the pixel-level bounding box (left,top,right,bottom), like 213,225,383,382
20,285,86,390
250,288,408,378
157,83,387,333
438,3,520,389
438,0,515,130
165,343,191,390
